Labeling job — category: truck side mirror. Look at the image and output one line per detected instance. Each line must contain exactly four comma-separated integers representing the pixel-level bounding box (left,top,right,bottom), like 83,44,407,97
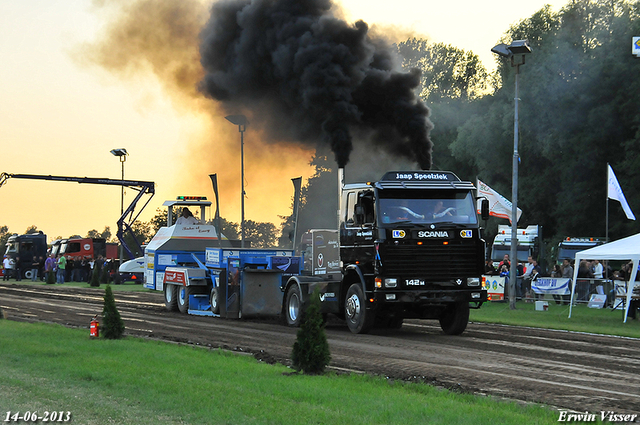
481,199,490,220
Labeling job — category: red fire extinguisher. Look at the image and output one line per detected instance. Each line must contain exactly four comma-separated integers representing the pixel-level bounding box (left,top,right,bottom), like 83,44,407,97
90,314,99,338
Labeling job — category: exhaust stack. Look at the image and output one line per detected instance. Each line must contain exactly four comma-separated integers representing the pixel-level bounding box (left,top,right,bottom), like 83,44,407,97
337,167,344,229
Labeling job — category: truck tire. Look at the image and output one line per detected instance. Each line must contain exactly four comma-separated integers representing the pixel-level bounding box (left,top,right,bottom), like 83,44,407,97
177,285,190,314
164,284,178,311
439,301,470,335
285,285,302,327
345,284,374,334
210,287,220,315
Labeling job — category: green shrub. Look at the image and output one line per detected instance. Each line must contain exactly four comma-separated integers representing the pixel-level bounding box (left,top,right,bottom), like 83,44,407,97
102,285,125,339
291,287,331,374
89,262,101,287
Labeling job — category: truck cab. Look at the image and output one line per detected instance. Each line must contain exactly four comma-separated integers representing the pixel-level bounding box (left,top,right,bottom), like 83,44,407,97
285,171,488,335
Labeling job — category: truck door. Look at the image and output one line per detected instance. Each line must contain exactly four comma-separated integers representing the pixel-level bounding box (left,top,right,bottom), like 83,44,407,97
341,190,375,275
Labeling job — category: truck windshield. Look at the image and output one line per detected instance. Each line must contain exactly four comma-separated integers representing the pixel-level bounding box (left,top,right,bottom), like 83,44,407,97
378,190,478,226
5,241,18,254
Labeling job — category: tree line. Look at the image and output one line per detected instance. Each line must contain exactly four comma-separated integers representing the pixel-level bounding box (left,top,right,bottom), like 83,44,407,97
399,0,640,258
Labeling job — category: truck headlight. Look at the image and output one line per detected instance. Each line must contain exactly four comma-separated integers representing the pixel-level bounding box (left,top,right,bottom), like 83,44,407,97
467,277,480,287
471,292,481,299
385,278,397,288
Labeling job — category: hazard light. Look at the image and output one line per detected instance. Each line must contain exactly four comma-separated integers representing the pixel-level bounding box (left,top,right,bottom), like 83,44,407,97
176,196,207,201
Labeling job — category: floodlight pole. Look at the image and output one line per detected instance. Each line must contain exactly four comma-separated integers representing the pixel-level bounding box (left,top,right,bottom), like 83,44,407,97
110,148,128,267
491,41,531,310
510,61,521,311
225,115,248,248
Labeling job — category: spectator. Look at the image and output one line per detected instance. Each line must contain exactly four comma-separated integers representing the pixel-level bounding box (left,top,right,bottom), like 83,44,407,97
30,256,39,282
44,254,56,284
484,260,497,275
576,260,594,303
554,259,573,305
82,257,90,282
56,254,66,284
14,256,21,281
497,254,510,272
2,255,13,281
551,264,562,278
592,259,605,296
522,256,536,298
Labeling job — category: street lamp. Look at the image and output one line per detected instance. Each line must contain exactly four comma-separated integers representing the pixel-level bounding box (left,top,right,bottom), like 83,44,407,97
225,115,248,248
111,148,128,265
491,40,531,310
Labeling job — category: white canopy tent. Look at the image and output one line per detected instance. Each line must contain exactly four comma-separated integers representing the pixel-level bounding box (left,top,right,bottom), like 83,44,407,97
569,233,640,322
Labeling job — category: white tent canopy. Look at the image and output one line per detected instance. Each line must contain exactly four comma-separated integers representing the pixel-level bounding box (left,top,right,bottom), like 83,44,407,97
569,233,640,322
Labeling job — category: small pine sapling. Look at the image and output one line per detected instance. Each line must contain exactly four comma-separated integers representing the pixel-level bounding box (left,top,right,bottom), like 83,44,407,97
291,286,331,374
89,262,101,287
102,285,125,339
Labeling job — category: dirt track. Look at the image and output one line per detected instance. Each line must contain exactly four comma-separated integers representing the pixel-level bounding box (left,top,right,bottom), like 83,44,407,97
2,282,640,416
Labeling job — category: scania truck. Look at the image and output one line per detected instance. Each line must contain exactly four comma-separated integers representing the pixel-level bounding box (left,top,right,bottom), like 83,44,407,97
284,170,488,335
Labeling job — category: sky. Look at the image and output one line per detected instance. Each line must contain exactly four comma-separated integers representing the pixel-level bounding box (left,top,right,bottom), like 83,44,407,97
0,0,566,242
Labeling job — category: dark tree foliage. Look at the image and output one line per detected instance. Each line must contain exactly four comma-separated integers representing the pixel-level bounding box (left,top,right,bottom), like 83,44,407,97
396,38,489,175
242,220,277,248
86,226,112,241
397,38,489,102
449,0,640,247
291,287,331,374
102,285,125,339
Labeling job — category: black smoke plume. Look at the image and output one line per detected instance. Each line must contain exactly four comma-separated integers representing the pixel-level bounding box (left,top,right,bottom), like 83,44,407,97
198,0,433,169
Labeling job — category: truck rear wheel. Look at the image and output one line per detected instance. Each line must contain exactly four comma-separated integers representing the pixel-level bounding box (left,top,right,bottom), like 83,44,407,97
345,284,374,334
177,285,190,314
285,285,302,327
439,301,470,335
164,284,178,311
210,287,220,315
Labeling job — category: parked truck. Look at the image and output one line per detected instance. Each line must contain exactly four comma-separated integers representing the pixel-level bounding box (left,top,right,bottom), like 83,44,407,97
490,224,541,265
4,232,48,279
150,170,489,335
50,237,118,261
555,237,604,264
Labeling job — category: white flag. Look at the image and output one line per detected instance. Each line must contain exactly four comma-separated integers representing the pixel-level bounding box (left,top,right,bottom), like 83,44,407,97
477,179,522,223
608,164,636,220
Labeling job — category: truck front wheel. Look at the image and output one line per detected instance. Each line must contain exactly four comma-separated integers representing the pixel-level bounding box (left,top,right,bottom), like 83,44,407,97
439,301,470,335
345,284,374,334
285,285,302,327
164,284,178,311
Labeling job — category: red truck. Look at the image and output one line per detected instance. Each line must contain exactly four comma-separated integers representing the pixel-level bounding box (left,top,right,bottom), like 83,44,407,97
50,238,118,261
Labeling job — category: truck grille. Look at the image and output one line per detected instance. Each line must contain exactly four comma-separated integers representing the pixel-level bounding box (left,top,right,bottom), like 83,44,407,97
382,242,481,281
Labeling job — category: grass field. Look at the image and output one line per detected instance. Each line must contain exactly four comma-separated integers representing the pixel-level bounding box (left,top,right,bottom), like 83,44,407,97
0,320,559,425
470,298,640,338
2,280,638,422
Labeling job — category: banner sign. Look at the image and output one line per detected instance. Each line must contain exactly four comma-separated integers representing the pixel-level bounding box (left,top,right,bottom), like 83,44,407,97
532,278,571,295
